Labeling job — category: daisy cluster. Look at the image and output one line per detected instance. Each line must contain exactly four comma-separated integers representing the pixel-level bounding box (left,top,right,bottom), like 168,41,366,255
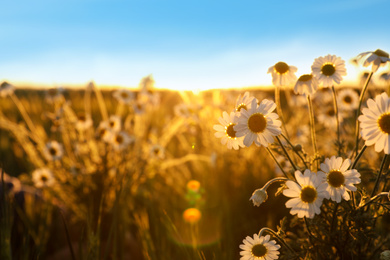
215,49,390,259
0,74,195,226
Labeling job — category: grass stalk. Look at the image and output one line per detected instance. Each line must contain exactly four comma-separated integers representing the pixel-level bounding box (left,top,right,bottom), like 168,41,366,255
354,71,374,156
307,95,318,170
331,86,341,156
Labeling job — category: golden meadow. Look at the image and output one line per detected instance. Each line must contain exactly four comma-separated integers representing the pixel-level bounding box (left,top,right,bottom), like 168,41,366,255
1,51,390,260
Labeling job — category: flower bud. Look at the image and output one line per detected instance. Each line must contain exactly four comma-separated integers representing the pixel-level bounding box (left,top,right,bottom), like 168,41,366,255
380,250,390,260
250,188,268,207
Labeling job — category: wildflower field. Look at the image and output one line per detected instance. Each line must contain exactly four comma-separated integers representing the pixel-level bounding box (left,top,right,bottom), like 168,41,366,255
1,50,390,260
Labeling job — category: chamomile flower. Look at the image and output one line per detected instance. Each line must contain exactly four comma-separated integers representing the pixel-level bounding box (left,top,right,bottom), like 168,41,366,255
311,55,347,87
107,115,122,132
113,89,134,104
0,81,15,97
174,103,200,120
133,99,147,114
267,61,298,86
213,111,244,150
317,105,345,128
32,168,55,188
110,131,133,151
294,74,319,96
337,88,359,111
43,141,64,161
319,156,361,203
235,92,256,113
75,113,93,131
96,121,113,142
149,144,165,159
377,71,390,87
356,49,390,72
283,169,328,219
239,234,281,260
234,99,281,147
358,92,390,154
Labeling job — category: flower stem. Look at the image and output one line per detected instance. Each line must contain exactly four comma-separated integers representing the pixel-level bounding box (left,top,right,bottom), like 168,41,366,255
358,192,389,209
10,93,38,135
275,85,290,139
331,86,341,156
262,177,289,190
354,71,374,156
276,136,298,172
280,133,308,168
258,227,297,255
307,95,318,170
266,147,289,179
350,145,367,170
371,154,390,197
330,203,339,233
350,144,366,209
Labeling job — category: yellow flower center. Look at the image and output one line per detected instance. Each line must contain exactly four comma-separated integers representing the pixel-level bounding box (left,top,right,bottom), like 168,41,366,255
298,74,313,82
116,135,124,144
49,147,57,156
251,244,267,257
153,147,161,155
321,63,336,76
378,113,390,134
226,124,236,138
99,128,106,137
374,49,389,58
41,175,48,182
327,170,345,188
78,114,86,122
274,62,289,74
300,186,317,203
248,113,267,133
236,103,247,112
343,95,352,104
121,92,129,98
327,107,335,116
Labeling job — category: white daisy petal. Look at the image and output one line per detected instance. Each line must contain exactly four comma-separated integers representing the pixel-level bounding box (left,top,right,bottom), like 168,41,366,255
239,233,281,260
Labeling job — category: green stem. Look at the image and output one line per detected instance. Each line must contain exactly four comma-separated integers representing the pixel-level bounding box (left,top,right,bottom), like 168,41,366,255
266,147,289,179
307,95,318,170
331,86,341,155
354,71,374,156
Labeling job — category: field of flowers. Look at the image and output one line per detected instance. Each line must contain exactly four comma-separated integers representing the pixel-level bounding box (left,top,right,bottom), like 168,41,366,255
1,50,390,259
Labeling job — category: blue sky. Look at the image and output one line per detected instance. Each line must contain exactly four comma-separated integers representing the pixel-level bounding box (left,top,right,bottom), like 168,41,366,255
1,0,389,90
